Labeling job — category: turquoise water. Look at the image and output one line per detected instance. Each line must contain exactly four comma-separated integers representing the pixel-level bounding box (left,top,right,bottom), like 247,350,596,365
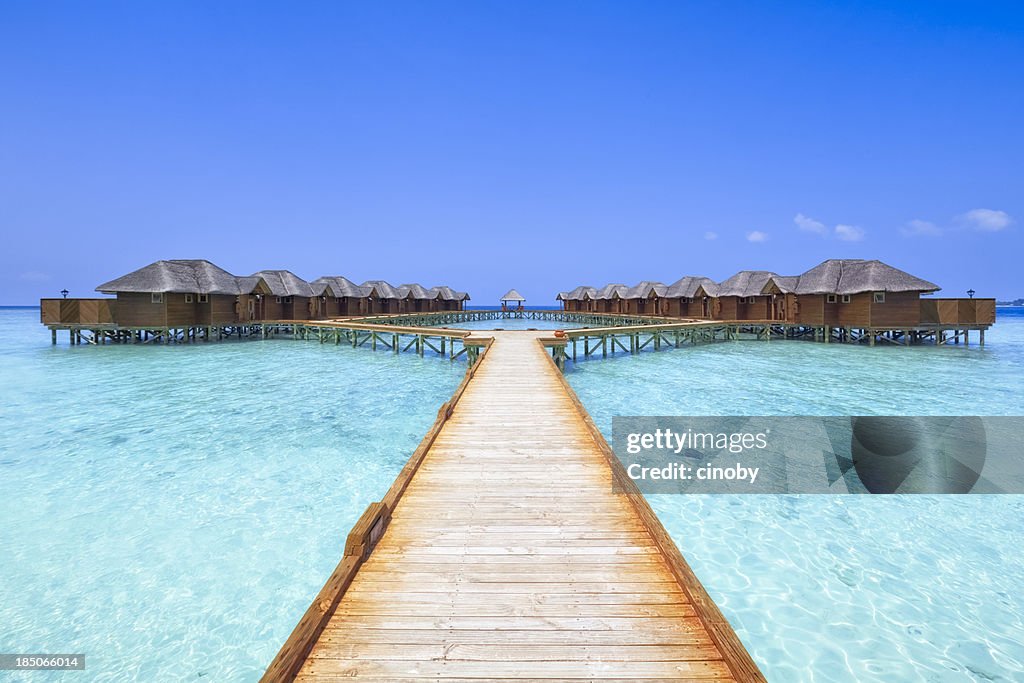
567,308,1024,682
0,308,463,681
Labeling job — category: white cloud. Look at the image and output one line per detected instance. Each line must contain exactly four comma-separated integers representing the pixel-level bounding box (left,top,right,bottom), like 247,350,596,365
834,224,865,242
794,213,827,235
957,208,1013,232
704,231,718,240
746,230,768,243
901,219,942,237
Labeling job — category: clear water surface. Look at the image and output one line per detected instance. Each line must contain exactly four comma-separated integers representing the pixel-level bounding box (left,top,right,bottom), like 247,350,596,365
566,308,1024,682
0,308,463,681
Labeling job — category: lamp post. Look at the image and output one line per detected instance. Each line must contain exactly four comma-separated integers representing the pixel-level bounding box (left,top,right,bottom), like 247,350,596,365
60,289,69,299
967,289,976,299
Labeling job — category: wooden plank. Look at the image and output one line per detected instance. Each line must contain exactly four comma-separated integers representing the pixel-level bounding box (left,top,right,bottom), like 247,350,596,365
296,659,733,679
306,643,722,662
314,624,714,645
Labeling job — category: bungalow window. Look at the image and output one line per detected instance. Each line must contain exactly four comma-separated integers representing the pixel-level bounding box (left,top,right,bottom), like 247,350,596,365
873,292,885,303
826,294,837,303
745,296,757,304
198,294,209,303
841,295,852,304
185,294,193,303
151,293,163,304
284,296,293,304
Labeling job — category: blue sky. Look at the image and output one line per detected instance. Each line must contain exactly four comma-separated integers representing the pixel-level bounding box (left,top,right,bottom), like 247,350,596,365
2,1,1021,304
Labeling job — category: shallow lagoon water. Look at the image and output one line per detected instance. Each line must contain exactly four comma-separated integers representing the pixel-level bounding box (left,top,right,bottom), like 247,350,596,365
0,308,463,681
567,308,1024,682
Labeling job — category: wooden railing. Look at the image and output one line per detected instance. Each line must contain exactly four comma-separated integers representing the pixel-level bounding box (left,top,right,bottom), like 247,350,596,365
40,298,116,325
920,298,996,325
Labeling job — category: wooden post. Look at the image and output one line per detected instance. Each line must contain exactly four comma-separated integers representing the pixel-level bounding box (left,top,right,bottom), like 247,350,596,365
602,335,607,358
980,329,985,346
51,328,57,345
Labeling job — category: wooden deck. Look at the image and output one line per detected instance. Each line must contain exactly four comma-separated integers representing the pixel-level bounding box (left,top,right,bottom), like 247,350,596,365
270,331,764,682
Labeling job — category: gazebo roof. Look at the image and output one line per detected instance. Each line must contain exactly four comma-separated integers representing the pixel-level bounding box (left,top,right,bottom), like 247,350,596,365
500,289,526,301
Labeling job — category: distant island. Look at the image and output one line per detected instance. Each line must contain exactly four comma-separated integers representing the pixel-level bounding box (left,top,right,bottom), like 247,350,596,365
997,299,1024,306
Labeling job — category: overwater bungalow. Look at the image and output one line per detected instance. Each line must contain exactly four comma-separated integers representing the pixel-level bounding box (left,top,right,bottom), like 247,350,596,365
760,274,799,322
430,286,470,312
360,280,403,315
397,284,437,314
312,276,370,317
95,259,259,328
250,270,318,321
595,284,629,314
558,286,596,313
790,259,939,327
234,274,273,322
664,276,719,318
714,270,782,321
307,280,337,320
622,281,668,316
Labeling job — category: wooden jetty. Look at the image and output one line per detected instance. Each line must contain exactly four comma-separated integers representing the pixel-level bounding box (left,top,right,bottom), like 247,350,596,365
42,305,993,351
262,331,765,682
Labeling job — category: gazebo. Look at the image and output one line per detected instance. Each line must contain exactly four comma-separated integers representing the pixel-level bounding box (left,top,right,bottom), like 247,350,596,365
500,289,526,311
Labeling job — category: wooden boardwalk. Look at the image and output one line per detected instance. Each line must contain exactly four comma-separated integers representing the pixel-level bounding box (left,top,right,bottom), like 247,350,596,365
272,332,764,682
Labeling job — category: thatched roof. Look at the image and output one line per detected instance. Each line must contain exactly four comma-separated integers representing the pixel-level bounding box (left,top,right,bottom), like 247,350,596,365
624,281,668,299
716,271,779,298
761,275,799,295
431,286,471,301
399,284,436,300
596,284,629,300
251,270,315,298
500,289,526,302
236,275,273,295
561,286,597,301
795,259,939,295
666,276,719,298
97,259,244,295
313,276,369,298
308,280,336,297
361,280,402,299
